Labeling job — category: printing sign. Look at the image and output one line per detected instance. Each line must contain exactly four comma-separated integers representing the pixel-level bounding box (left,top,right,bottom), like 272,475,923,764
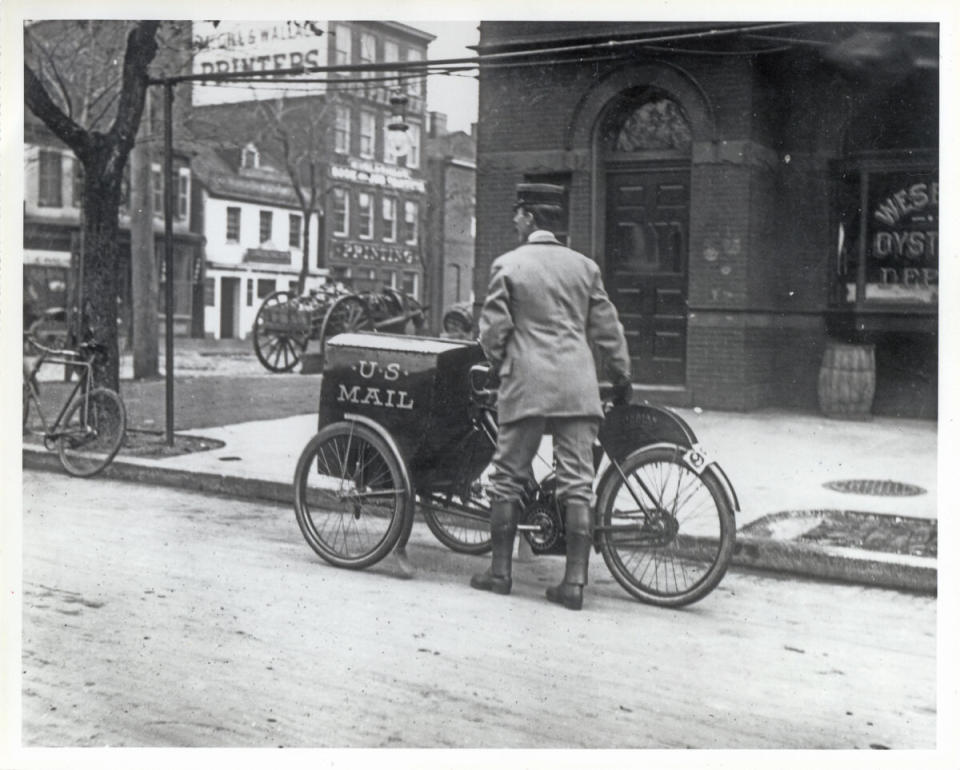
191,21,328,105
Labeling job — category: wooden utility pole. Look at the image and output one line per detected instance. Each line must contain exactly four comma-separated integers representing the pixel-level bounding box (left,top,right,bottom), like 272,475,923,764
130,89,159,378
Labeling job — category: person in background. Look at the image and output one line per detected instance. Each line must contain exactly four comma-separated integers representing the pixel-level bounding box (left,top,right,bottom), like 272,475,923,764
472,183,632,610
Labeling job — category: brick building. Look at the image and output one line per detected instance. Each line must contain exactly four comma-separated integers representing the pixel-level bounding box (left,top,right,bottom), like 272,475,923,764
189,20,434,327
473,22,938,417
424,111,477,335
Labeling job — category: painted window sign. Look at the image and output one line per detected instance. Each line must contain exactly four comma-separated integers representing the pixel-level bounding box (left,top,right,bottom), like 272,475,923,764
840,171,939,304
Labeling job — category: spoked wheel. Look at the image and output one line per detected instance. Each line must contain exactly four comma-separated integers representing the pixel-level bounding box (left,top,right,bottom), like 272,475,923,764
596,445,736,607
419,464,494,555
294,422,411,569
253,290,311,372
57,388,127,478
319,295,372,354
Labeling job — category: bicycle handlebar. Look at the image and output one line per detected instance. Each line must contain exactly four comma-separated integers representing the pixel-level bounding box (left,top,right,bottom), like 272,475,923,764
24,333,106,359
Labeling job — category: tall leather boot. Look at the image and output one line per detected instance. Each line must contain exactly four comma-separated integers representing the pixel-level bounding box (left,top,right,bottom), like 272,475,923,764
546,502,593,610
470,500,520,595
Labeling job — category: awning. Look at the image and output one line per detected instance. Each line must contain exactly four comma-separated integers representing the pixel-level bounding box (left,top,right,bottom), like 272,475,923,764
23,249,71,268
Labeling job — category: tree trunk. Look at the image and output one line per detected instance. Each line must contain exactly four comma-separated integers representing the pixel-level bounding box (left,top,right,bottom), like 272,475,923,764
81,146,124,392
298,209,313,292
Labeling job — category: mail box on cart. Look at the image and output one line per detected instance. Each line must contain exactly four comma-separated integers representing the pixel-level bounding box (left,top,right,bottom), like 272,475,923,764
319,332,488,483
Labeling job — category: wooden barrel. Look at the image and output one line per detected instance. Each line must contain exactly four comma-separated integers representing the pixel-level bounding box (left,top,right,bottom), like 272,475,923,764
817,342,876,419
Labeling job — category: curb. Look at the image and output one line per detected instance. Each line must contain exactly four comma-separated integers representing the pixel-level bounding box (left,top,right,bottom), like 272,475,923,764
23,448,937,595
23,448,294,506
731,536,936,594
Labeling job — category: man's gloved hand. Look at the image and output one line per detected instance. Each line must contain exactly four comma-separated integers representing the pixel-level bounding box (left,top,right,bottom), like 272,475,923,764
611,377,632,406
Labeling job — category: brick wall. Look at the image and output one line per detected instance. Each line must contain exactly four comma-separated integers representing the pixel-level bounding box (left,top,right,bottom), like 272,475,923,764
473,24,933,414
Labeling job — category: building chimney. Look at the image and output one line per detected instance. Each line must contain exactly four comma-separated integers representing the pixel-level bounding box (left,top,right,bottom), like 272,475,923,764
429,111,448,138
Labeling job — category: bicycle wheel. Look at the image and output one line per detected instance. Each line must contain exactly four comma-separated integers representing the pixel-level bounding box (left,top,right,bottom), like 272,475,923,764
23,368,37,430
419,464,494,555
294,422,410,569
57,388,127,478
596,445,735,607
253,290,309,372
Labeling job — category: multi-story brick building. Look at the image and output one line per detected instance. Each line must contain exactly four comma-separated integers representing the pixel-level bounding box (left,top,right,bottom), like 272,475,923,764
424,111,477,335
188,20,434,337
473,22,938,417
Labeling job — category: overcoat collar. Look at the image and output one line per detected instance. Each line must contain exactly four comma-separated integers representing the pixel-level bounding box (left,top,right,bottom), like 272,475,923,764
526,230,562,245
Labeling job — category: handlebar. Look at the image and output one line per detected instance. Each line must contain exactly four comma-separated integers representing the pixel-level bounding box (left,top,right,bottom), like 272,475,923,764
24,333,107,359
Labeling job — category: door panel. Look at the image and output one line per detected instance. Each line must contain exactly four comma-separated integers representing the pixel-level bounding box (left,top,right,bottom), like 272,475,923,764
605,167,689,385
220,277,239,339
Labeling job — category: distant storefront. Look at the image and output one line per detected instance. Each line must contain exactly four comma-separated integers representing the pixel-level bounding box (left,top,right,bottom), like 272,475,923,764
474,22,938,417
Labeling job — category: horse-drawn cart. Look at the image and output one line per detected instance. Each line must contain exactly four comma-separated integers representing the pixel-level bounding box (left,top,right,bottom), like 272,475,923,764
252,284,427,372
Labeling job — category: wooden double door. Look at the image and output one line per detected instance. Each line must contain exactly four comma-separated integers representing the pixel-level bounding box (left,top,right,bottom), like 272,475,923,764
604,165,690,385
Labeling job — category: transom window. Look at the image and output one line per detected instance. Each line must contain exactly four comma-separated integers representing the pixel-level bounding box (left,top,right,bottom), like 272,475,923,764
602,92,692,154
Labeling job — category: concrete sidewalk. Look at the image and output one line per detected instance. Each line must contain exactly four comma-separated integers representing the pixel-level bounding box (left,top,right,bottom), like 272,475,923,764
23,405,938,593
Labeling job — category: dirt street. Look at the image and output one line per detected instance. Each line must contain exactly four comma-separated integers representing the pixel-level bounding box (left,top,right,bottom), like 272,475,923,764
19,470,936,749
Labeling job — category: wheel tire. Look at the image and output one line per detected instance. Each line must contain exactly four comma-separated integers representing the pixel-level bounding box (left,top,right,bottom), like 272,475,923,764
23,370,37,430
57,388,127,478
596,445,736,607
420,468,494,555
294,422,410,569
253,290,309,373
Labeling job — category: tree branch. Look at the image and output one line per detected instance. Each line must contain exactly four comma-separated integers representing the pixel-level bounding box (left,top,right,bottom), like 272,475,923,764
106,21,160,162
24,63,90,157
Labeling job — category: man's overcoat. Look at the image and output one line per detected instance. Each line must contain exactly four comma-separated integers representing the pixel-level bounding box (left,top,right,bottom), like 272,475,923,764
478,231,631,425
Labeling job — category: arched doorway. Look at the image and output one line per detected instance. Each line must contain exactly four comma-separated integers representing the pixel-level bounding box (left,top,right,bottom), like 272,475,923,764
599,88,692,385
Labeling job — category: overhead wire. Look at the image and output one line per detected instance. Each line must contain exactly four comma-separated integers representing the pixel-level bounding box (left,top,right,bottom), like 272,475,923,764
152,20,809,86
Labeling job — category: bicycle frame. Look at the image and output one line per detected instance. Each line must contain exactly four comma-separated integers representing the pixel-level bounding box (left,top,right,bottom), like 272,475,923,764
24,350,93,447
463,376,715,545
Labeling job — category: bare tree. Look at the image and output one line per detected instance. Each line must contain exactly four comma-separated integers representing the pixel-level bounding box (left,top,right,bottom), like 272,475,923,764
254,97,335,290
25,20,162,389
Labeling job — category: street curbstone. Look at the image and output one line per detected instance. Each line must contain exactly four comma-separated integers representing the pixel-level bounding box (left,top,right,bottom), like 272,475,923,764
23,447,936,595
732,535,936,594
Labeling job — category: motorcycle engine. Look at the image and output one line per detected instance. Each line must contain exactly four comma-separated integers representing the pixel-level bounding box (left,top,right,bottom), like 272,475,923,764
521,476,567,555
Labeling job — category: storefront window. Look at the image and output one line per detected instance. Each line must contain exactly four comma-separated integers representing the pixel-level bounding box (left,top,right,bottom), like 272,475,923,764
833,158,938,308
257,278,276,299
402,271,419,299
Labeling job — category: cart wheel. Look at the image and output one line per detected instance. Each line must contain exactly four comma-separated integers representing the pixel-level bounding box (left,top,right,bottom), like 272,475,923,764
294,422,411,569
419,464,494,555
253,290,309,372
319,295,372,356
596,445,736,607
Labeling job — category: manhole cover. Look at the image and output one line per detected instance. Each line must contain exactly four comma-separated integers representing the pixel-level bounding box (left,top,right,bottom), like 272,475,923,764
823,479,926,496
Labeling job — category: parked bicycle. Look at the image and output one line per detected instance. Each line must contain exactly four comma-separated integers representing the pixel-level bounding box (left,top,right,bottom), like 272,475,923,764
23,333,127,478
